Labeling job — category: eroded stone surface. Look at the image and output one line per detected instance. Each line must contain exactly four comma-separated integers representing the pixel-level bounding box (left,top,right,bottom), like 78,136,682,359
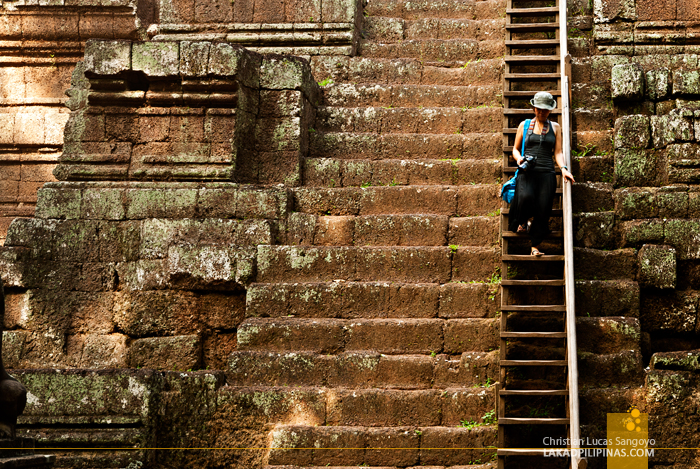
638,244,677,289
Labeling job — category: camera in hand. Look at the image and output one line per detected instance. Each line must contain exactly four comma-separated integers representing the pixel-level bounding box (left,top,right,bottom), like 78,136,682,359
519,155,537,171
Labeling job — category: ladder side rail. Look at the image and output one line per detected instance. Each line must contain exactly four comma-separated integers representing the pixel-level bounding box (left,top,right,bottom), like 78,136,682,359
559,2,582,468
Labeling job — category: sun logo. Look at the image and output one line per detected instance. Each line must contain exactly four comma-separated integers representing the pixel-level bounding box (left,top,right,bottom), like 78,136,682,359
624,407,642,432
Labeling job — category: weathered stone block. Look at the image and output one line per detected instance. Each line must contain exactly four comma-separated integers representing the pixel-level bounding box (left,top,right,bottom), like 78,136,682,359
132,42,179,77
81,188,125,220
194,0,233,23
14,112,45,145
574,247,638,280
179,41,210,77
664,219,700,259
639,244,676,289
614,187,658,219
443,318,498,353
614,148,657,187
128,335,202,370
651,350,700,371
637,0,676,21
657,187,689,218
575,280,640,317
84,39,131,75
71,334,128,368
673,69,700,96
620,219,664,246
16,369,157,423
667,143,700,184
167,244,252,288
322,0,361,23
260,56,311,91
578,350,643,387
652,110,694,148
641,290,699,332
646,68,670,101
691,189,700,218
255,117,301,152
572,182,614,213
1,330,27,368
208,43,259,88
34,187,82,219
439,283,499,319
611,63,644,100
573,211,616,249
163,188,198,218
98,221,141,263
614,115,650,149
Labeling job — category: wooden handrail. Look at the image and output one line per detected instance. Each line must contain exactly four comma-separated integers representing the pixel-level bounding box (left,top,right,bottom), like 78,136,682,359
559,1,583,467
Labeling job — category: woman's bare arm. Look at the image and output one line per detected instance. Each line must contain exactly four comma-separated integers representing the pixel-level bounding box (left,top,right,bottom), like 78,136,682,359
553,122,575,183
512,121,526,166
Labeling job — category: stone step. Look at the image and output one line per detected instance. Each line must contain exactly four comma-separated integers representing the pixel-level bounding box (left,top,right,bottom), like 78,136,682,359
578,350,644,387
309,132,502,161
310,57,503,87
292,185,500,217
245,281,500,320
267,425,497,467
321,83,501,108
364,17,504,42
359,38,505,62
0,454,56,468
285,213,500,247
365,0,505,21
265,466,496,469
256,245,500,283
237,318,499,354
304,158,500,188
220,386,495,429
316,106,502,135
227,351,500,388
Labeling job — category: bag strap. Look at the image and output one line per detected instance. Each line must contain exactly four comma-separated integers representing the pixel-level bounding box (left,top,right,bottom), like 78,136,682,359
521,119,530,157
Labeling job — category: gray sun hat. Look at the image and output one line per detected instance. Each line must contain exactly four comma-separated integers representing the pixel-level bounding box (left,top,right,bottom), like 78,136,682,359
530,91,557,110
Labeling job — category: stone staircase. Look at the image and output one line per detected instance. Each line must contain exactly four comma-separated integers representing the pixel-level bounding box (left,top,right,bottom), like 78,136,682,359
226,1,506,467
225,1,641,468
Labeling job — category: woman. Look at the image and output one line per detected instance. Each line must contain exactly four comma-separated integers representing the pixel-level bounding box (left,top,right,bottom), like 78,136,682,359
508,91,575,256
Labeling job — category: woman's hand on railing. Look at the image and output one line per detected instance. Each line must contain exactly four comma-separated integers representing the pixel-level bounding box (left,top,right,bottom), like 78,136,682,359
562,167,575,184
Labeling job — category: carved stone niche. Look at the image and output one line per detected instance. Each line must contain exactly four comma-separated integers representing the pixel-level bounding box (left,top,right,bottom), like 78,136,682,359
56,39,319,186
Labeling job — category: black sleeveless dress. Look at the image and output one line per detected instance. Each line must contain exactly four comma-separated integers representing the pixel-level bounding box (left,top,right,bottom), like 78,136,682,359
507,121,557,247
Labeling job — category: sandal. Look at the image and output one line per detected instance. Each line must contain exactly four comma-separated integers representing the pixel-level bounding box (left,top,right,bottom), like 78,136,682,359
531,247,545,256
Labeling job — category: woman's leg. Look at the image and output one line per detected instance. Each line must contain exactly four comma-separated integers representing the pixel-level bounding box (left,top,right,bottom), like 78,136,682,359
529,173,557,248
508,173,536,233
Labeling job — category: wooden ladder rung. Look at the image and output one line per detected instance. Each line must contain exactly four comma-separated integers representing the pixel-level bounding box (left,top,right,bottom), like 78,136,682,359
501,279,565,286
503,108,562,114
505,55,560,63
499,417,570,424
500,331,567,338
506,39,560,47
503,90,561,97
500,360,567,366
506,7,560,16
505,73,561,80
502,231,563,238
506,23,558,31
499,389,568,396
501,254,565,261
501,305,567,312
498,448,569,456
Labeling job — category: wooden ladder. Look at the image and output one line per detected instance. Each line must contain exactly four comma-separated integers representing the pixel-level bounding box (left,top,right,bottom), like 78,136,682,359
497,0,584,468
